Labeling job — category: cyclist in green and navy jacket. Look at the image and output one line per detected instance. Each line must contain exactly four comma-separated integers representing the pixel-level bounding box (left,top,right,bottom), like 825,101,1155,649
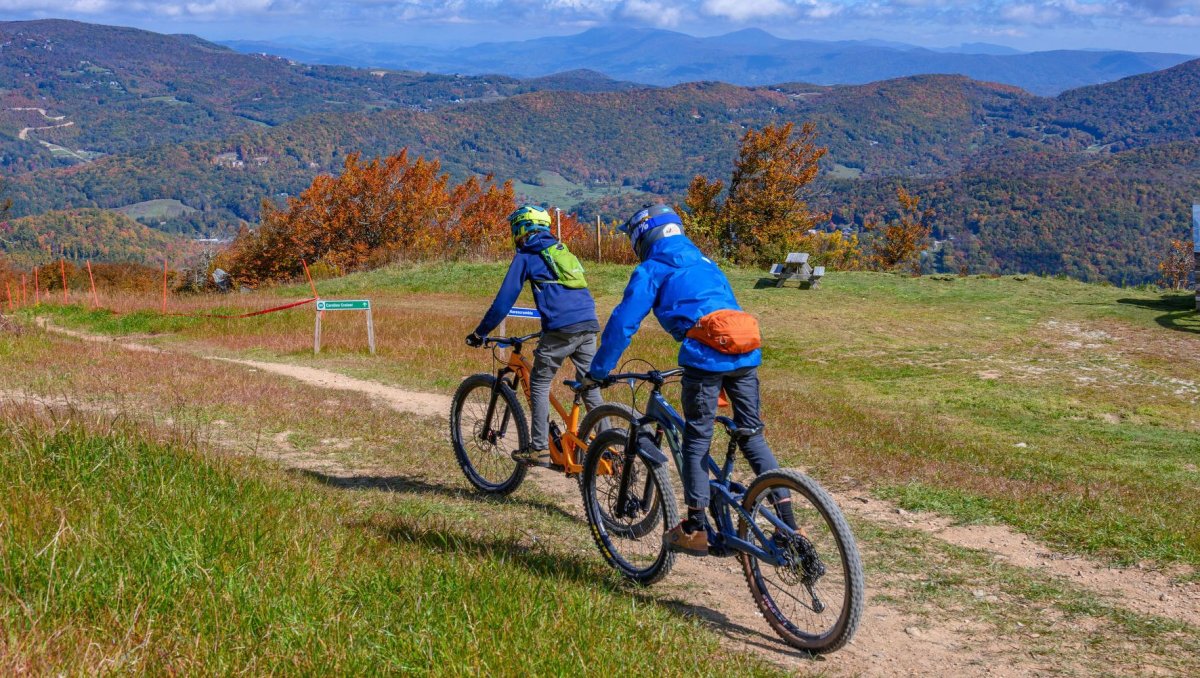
466,205,604,463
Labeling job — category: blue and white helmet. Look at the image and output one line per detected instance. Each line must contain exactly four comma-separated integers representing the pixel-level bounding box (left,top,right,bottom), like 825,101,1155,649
620,204,684,260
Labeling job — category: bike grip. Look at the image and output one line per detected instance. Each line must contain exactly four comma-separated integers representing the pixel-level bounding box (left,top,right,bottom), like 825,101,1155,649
564,380,583,391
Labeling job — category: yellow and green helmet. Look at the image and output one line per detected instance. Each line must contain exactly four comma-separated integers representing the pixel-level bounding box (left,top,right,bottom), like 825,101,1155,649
508,204,552,244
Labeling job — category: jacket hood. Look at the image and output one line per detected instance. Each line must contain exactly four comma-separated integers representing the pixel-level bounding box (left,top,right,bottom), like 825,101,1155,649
518,231,557,254
645,234,706,268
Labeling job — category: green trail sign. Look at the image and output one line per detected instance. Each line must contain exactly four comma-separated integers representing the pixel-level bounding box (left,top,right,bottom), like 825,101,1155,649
314,299,375,355
317,299,370,311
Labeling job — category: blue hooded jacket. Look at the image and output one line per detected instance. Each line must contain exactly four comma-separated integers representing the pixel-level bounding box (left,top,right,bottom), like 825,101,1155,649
475,231,600,336
589,234,761,378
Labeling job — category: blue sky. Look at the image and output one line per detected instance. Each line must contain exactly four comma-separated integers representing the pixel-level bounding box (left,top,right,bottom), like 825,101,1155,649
1,1,1198,53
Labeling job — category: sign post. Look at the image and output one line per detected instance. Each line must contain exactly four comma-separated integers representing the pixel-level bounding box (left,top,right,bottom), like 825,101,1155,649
1192,204,1199,310
314,299,375,355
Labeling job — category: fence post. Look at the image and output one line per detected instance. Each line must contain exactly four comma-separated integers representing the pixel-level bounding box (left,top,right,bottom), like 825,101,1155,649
596,215,602,263
22,274,27,306
162,260,169,314
5,282,12,312
86,260,99,307
366,307,376,355
34,267,40,305
60,259,67,303
313,310,322,355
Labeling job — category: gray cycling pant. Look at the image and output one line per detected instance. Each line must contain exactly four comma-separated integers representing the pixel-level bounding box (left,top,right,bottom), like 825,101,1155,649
530,330,604,450
680,365,780,510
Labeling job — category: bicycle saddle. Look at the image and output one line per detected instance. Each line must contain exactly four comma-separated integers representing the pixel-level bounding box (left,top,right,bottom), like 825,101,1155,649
716,416,762,441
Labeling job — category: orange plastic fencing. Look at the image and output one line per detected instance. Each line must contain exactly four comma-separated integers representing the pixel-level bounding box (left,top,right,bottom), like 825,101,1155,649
86,260,99,308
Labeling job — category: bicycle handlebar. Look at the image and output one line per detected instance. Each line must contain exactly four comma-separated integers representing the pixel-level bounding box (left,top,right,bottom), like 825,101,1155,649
482,332,542,348
565,368,683,394
602,368,684,387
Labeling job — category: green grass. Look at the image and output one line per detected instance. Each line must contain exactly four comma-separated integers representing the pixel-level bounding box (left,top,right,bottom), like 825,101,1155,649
30,265,1200,570
114,198,197,221
0,411,768,674
510,170,648,211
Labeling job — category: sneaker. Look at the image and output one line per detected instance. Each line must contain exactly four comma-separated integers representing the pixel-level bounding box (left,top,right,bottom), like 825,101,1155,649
511,448,550,465
664,522,708,557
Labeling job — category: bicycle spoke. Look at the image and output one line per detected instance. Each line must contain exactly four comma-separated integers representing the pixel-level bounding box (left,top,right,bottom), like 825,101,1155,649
744,481,852,644
453,379,524,492
583,432,675,582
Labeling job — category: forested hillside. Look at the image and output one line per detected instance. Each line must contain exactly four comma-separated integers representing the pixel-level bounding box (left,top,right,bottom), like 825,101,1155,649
0,209,198,266
0,19,612,174
4,20,1198,283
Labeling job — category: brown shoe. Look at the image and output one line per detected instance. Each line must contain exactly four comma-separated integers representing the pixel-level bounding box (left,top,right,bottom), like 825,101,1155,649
511,448,549,465
664,522,708,556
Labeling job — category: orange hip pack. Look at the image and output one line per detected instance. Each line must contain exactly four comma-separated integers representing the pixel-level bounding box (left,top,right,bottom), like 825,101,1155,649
686,309,762,354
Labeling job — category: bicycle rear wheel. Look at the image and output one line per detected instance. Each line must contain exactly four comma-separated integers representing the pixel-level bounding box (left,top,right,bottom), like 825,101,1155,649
580,429,677,586
738,469,864,654
576,402,636,443
450,374,528,495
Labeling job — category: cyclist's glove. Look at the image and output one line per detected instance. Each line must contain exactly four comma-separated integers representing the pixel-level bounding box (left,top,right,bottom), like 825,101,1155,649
581,375,611,390
465,332,484,348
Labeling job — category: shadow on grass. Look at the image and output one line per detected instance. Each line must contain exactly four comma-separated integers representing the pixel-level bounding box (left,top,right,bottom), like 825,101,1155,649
1117,295,1199,334
297,468,578,522
366,511,818,664
302,469,818,665
366,514,608,587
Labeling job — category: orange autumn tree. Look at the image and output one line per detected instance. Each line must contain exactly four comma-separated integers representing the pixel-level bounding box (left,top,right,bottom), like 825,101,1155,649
223,150,515,285
1157,239,1193,290
865,187,935,275
685,122,829,266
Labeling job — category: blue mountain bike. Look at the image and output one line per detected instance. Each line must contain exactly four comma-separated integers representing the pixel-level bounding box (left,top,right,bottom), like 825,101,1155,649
574,367,864,654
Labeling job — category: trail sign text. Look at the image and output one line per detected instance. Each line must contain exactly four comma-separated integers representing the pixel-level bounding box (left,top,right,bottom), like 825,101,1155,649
317,299,371,311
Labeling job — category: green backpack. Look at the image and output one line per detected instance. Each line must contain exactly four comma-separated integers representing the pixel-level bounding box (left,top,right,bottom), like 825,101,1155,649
539,242,588,289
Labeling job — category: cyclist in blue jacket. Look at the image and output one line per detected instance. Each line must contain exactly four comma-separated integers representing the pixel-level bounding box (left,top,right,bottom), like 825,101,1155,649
584,204,794,556
467,205,604,464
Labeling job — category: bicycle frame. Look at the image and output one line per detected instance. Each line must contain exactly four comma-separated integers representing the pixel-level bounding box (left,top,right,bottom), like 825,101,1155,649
487,338,590,474
614,378,793,567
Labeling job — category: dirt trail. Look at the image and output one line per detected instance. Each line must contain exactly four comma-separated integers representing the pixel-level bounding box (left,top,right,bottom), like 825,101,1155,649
850,495,1200,627
209,356,451,419
17,120,73,140
31,320,1200,674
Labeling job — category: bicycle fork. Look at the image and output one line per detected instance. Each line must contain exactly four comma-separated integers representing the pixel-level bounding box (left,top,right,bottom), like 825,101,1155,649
614,425,664,521
479,373,515,446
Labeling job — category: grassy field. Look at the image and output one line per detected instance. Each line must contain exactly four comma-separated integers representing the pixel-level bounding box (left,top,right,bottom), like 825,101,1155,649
115,198,197,221
510,170,649,211
2,272,1200,667
26,265,1199,573
0,356,771,674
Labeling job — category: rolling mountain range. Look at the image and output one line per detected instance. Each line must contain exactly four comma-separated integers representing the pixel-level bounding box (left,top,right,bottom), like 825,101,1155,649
222,27,1196,96
2,19,1198,284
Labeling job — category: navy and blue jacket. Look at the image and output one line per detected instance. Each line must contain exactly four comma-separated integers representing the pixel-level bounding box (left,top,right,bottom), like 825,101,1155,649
475,231,600,336
589,234,761,379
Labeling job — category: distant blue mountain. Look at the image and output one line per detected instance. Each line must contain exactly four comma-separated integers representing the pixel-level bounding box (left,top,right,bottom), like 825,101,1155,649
221,27,1192,95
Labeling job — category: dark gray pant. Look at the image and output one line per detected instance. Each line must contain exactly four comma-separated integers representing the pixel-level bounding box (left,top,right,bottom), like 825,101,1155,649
530,331,604,450
681,365,779,509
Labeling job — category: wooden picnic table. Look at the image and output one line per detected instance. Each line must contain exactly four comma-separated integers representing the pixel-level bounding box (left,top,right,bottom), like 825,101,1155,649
769,252,824,289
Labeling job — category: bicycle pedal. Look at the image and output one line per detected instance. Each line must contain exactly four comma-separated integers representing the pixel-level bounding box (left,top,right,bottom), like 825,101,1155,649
510,450,550,466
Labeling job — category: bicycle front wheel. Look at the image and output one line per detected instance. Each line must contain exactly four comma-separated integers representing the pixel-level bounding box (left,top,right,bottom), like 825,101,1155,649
580,429,677,586
738,469,864,654
450,374,528,495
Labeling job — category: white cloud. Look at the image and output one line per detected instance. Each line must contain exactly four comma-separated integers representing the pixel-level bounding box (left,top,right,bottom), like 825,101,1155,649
619,0,685,25
701,0,790,21
1,0,1198,38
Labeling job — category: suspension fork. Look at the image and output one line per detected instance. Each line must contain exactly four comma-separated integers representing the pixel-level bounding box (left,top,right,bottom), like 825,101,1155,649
614,422,660,520
480,369,515,442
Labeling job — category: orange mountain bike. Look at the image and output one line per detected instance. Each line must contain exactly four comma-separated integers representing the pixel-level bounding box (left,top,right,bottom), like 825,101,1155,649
450,332,635,495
